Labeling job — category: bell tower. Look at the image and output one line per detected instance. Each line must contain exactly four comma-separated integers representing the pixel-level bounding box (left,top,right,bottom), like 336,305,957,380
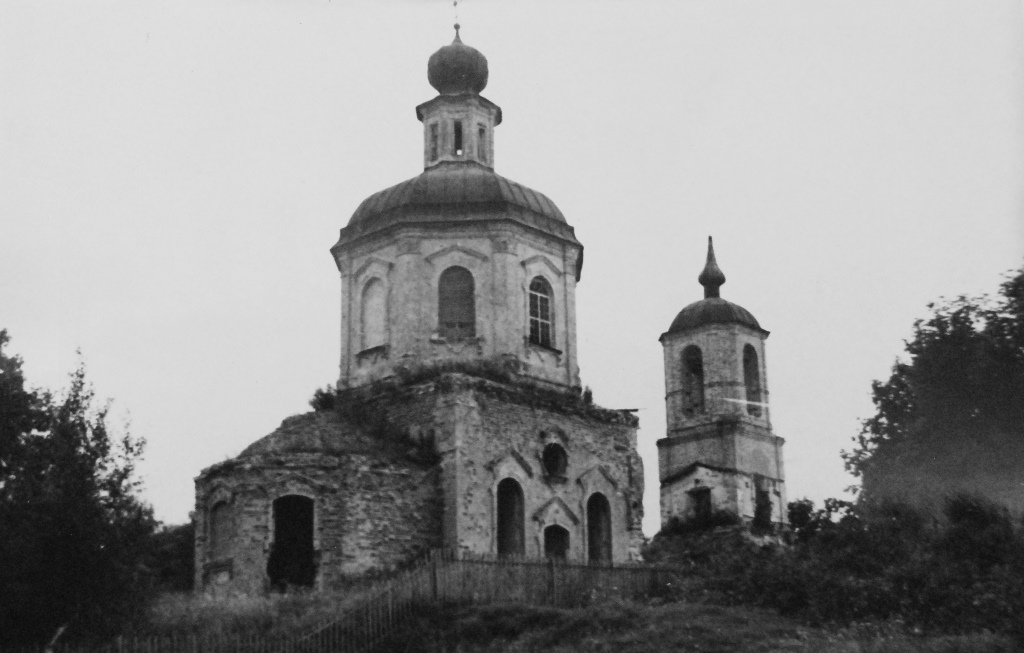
657,238,787,529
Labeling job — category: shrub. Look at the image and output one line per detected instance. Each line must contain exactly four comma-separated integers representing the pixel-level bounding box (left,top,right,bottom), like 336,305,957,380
646,494,1024,639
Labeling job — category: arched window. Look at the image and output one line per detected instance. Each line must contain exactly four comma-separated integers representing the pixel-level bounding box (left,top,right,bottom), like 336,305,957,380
267,495,316,590
544,525,570,560
682,345,705,415
209,501,232,560
587,493,612,563
438,266,475,340
360,278,386,350
528,277,553,348
496,478,525,557
743,344,762,417
542,443,568,478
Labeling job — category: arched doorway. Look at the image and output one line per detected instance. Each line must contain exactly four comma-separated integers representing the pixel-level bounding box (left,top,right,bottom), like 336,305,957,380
544,525,570,560
496,478,524,556
267,495,315,590
587,493,612,563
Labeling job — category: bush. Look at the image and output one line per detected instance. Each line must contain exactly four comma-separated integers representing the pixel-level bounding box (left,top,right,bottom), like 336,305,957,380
645,494,1024,639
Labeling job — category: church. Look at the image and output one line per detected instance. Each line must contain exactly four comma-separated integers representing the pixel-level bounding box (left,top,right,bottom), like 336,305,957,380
193,27,785,594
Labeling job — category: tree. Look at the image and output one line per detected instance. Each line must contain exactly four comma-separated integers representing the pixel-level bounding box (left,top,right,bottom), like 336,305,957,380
0,332,156,648
146,521,196,592
843,267,1024,511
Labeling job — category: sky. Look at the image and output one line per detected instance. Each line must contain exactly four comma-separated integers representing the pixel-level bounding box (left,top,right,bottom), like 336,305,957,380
1,0,1022,536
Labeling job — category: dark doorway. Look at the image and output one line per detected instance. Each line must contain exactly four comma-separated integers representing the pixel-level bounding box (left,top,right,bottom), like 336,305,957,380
692,487,712,523
496,478,525,557
267,495,315,590
587,493,612,563
544,525,570,560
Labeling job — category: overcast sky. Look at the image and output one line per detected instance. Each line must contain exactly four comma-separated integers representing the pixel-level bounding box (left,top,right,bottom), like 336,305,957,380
2,0,1022,536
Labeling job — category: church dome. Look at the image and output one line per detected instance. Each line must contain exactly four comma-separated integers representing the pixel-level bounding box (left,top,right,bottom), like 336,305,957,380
428,26,488,95
664,236,765,336
335,161,577,248
666,297,762,334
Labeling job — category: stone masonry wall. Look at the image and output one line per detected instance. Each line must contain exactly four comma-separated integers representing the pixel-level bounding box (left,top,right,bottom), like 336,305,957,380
422,377,645,562
194,415,442,594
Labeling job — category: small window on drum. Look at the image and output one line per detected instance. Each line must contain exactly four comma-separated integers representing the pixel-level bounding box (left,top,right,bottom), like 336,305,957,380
542,443,568,478
438,266,475,340
429,123,439,162
529,277,554,348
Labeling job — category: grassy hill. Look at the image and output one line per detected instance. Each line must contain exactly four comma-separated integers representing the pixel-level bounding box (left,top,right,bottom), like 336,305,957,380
376,600,1016,653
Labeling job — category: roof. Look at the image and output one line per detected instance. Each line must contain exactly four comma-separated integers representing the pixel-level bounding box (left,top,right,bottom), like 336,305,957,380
333,161,580,258
664,297,764,336
237,411,376,458
427,27,488,95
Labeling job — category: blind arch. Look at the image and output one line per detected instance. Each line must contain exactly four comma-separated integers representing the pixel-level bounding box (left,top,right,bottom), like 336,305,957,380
438,266,475,340
360,278,386,350
496,478,525,557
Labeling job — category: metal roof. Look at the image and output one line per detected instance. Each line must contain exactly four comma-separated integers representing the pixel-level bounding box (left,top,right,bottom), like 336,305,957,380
334,161,579,252
664,298,765,336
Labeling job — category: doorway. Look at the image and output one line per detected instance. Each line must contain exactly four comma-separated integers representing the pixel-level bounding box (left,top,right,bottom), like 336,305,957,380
267,495,316,590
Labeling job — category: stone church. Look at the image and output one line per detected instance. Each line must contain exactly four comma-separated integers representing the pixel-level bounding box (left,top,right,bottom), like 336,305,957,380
194,28,647,594
193,27,786,594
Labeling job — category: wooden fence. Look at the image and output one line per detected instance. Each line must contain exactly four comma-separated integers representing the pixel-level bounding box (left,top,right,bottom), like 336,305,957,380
37,552,686,653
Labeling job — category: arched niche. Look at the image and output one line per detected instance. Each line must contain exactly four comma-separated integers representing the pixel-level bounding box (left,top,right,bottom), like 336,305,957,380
496,478,525,557
586,493,612,563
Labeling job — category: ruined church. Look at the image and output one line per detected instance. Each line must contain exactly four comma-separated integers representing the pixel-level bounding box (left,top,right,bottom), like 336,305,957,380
194,28,785,594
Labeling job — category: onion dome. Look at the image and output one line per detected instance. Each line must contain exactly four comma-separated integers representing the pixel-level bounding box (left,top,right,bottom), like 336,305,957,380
427,24,488,95
665,237,764,335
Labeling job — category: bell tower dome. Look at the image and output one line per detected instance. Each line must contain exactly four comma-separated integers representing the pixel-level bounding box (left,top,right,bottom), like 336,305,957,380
657,238,787,529
331,27,583,390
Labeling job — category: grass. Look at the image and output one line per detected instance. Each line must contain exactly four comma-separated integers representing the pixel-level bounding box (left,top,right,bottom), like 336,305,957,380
377,600,1019,653
136,588,373,639
129,591,1019,651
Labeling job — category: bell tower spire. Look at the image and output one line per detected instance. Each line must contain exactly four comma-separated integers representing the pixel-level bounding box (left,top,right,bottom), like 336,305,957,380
698,236,726,299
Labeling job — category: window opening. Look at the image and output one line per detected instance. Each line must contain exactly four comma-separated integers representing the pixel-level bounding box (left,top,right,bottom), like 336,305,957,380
587,493,612,563
743,344,762,416
438,266,475,340
682,345,705,415
267,495,316,590
477,125,487,162
496,478,525,557
429,123,439,162
544,525,570,560
529,277,553,348
542,443,568,478
453,120,463,156
360,278,386,350
209,502,232,560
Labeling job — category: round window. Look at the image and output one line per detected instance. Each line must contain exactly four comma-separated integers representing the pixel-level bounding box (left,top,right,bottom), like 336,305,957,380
542,443,568,477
